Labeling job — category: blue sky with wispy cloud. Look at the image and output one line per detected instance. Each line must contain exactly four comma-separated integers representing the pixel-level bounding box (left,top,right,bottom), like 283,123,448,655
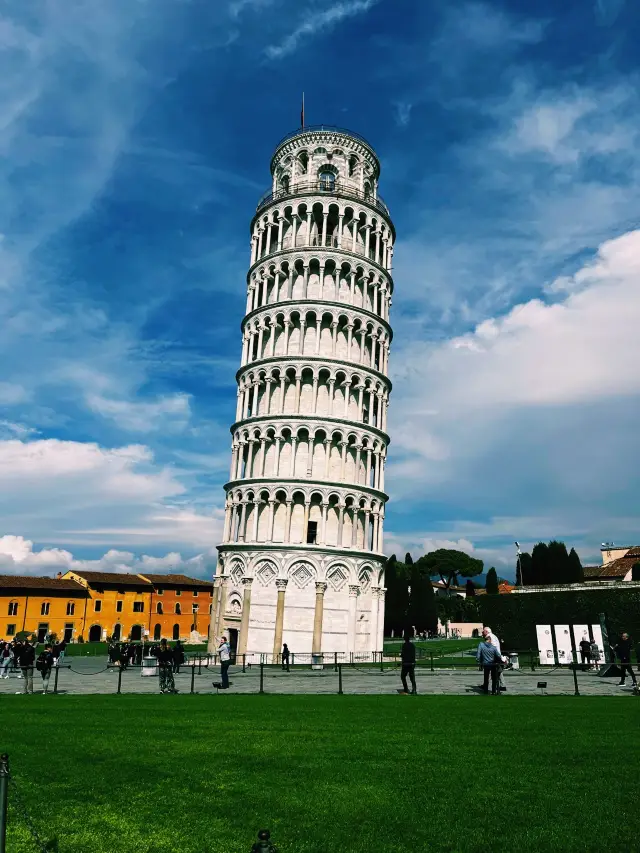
1,0,639,578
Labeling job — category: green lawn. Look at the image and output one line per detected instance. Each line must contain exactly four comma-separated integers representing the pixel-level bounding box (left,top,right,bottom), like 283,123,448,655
2,696,639,852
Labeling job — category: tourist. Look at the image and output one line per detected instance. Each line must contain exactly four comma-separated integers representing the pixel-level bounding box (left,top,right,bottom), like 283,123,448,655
17,640,35,694
172,640,185,673
579,635,592,670
214,635,231,690
613,633,637,688
281,643,290,671
53,640,66,667
0,642,11,678
157,639,177,693
11,640,23,678
400,635,417,695
483,627,506,692
36,644,55,694
135,644,143,666
128,642,136,666
476,634,502,694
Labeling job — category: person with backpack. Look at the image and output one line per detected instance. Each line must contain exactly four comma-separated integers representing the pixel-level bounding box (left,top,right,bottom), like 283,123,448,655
17,640,36,694
36,644,55,693
0,642,11,678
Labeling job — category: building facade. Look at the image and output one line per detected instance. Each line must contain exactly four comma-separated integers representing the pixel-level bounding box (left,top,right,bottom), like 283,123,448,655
210,125,395,658
0,576,89,643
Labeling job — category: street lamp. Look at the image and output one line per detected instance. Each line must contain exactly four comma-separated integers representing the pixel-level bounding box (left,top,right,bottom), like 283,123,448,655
515,541,523,587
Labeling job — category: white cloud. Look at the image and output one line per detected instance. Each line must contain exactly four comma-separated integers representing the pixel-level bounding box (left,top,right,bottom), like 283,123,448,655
0,535,217,578
86,392,191,432
265,0,380,59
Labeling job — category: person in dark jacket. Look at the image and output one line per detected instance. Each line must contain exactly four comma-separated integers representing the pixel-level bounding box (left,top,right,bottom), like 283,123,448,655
400,636,417,694
172,640,184,673
579,636,592,670
613,633,637,687
476,637,502,694
157,639,177,693
281,643,290,672
17,641,36,694
37,644,55,693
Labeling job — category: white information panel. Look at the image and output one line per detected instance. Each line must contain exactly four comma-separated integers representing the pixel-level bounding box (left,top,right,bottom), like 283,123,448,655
536,624,555,665
572,624,590,658
591,624,606,664
554,625,573,664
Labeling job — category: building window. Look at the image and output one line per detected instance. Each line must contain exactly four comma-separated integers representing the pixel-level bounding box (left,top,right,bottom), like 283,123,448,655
116,600,123,613
209,590,213,597
118,588,126,595
41,602,50,616
306,521,318,544
175,590,181,596
133,601,144,613
8,601,18,616
6,624,16,636
94,600,102,613
193,591,199,597
175,603,181,615
66,602,75,616
319,170,335,191
157,588,164,595
192,604,199,614
156,603,163,614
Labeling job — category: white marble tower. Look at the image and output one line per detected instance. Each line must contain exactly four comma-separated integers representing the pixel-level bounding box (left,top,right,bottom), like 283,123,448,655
209,125,394,659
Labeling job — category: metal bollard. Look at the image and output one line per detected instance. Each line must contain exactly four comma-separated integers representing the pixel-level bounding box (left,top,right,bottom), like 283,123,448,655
259,662,264,694
572,663,580,696
54,666,60,695
198,657,202,676
190,664,196,695
430,652,434,672
380,651,384,672
0,753,8,853
242,654,246,673
117,666,123,695
334,652,338,672
338,663,343,695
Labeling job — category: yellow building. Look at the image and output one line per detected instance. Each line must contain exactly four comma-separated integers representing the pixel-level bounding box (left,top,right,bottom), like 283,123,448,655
0,576,88,642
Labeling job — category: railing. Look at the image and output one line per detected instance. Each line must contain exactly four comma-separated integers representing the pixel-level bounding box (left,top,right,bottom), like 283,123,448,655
256,180,390,217
274,124,375,151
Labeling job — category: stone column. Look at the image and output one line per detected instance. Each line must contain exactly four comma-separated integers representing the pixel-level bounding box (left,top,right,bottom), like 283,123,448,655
377,587,386,650
279,374,286,413
238,577,253,655
319,501,329,544
273,436,282,476
323,438,331,478
312,582,327,656
284,500,293,543
312,375,319,413
267,499,276,540
347,584,360,656
222,503,232,542
289,436,298,477
337,213,344,248
370,587,380,653
327,378,335,416
251,498,260,542
350,508,358,547
318,262,325,300
207,577,221,653
272,578,288,660
213,574,230,639
237,501,247,542
315,318,322,355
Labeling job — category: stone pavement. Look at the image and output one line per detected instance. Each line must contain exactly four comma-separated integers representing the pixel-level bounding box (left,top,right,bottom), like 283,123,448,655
1,658,637,696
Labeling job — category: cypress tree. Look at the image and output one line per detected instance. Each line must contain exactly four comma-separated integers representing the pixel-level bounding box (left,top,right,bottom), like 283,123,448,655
531,542,550,585
383,555,398,636
486,567,499,595
423,576,438,636
517,552,533,585
465,578,476,597
548,540,570,583
632,562,640,581
405,552,413,566
567,547,584,583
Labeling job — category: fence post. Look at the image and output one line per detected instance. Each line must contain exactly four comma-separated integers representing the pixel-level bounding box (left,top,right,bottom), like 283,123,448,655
334,652,338,672
259,662,264,694
190,664,196,695
54,665,60,695
572,663,580,696
291,653,295,667
380,651,384,672
243,654,246,674
198,657,202,676
0,754,8,853
117,666,123,695
430,652,434,672
338,663,343,695
530,650,536,672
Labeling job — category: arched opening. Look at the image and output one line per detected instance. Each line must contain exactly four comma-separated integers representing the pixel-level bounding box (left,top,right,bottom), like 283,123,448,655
88,625,102,643
113,624,122,641
175,603,181,615
156,602,163,614
319,170,336,192
130,625,142,642
154,623,162,641
172,624,180,641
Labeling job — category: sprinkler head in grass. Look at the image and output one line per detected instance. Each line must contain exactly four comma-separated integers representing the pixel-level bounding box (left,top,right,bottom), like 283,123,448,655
251,828,278,852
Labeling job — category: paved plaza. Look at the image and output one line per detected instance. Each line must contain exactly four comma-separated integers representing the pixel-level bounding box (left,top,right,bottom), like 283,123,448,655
1,658,637,696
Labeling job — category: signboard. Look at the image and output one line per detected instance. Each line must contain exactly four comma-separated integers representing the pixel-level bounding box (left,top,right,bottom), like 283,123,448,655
536,624,555,665
553,625,573,664
591,624,606,664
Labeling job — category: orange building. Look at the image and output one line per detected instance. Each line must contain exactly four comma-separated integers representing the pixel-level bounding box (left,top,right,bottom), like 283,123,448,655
0,576,89,643
0,571,214,644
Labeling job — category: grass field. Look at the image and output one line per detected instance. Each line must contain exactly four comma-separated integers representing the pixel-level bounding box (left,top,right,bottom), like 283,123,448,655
3,696,639,852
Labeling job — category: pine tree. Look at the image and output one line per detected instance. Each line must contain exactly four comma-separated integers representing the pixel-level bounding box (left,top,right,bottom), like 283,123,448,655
567,547,584,583
486,567,499,595
531,542,550,585
517,552,533,585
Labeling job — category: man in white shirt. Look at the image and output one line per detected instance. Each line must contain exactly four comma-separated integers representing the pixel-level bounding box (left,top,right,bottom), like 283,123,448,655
483,627,506,691
214,635,231,690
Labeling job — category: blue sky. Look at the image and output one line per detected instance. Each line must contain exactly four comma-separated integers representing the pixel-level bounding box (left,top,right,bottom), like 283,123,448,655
1,0,639,578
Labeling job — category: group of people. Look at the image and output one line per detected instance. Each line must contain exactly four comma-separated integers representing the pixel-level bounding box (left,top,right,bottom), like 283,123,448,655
476,627,506,694
0,638,66,694
107,640,185,674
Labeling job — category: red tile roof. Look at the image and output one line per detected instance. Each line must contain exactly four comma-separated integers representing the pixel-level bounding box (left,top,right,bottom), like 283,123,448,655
64,571,151,587
583,553,639,580
0,576,87,593
137,573,212,588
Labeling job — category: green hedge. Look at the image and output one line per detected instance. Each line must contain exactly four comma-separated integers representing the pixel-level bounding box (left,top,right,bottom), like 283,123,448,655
477,587,640,648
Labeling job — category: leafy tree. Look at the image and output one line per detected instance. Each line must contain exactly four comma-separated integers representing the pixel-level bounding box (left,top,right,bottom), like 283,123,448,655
517,551,533,585
486,567,499,595
465,579,476,597
567,547,584,583
383,556,409,637
632,562,640,581
417,549,484,593
531,542,550,585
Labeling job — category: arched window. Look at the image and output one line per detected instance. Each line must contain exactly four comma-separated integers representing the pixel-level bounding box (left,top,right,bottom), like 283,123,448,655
156,602,163,614
41,601,50,616
175,603,181,615
8,601,18,616
173,624,180,640
319,170,335,192
364,181,372,199
281,174,290,194
348,155,358,177
154,623,162,641
298,152,308,174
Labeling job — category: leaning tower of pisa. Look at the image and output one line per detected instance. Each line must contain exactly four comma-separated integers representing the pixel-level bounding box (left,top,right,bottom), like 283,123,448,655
209,125,394,659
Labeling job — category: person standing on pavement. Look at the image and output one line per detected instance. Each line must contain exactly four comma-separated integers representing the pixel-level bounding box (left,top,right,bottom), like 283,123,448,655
17,640,36,694
613,633,637,687
476,635,502,694
400,635,417,694
36,644,55,693
172,640,184,674
214,635,231,690
281,643,290,672
156,639,177,693
483,627,506,692
579,635,592,670
0,642,11,678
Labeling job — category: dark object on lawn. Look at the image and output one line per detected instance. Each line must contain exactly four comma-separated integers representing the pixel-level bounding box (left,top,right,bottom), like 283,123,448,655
251,828,278,852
